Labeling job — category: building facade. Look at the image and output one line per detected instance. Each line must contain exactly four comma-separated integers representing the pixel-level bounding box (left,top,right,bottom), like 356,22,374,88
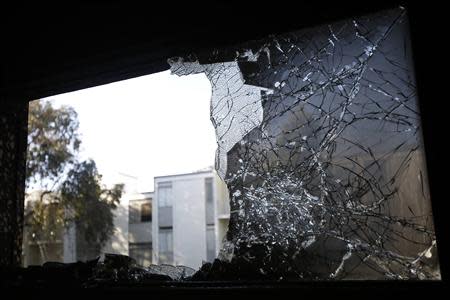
22,190,130,266
22,171,230,271
152,169,230,269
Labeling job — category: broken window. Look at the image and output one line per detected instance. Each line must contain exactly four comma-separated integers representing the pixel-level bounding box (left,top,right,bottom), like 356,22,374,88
169,7,440,280
11,6,440,287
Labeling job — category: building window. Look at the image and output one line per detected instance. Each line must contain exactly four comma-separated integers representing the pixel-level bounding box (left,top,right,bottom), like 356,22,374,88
205,177,215,226
205,177,216,262
206,225,216,262
158,182,172,208
128,202,140,224
129,242,152,267
158,228,173,264
140,202,152,222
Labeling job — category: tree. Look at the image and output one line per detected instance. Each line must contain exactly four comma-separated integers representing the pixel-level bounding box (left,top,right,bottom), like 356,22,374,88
61,160,123,257
27,100,81,189
24,100,124,262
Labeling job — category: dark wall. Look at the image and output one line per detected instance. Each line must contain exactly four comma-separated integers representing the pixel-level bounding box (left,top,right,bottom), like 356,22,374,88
1,2,402,101
0,101,28,268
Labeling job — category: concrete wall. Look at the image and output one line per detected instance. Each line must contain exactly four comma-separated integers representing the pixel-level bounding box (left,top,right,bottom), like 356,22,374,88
172,177,207,269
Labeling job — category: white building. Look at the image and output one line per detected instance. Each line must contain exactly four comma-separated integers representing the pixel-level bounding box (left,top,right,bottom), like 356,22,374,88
22,191,130,266
152,168,230,270
23,170,230,270
23,184,131,266
23,191,69,265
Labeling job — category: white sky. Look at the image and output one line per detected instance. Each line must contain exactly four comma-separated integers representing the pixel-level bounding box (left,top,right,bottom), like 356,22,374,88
40,70,216,193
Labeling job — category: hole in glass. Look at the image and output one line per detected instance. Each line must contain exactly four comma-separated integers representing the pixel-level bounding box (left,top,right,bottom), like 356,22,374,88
23,70,229,279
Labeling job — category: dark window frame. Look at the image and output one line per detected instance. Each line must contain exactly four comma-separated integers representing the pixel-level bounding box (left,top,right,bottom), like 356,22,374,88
1,1,446,295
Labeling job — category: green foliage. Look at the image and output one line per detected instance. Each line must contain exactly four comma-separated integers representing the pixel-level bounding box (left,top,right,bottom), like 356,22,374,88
25,100,124,260
27,100,81,188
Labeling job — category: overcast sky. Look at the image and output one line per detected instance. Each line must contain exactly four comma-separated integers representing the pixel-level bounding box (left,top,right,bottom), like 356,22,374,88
40,70,216,193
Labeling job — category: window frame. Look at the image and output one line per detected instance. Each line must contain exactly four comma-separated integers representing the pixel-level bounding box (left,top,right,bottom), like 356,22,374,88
157,182,173,208
0,1,446,294
158,228,173,264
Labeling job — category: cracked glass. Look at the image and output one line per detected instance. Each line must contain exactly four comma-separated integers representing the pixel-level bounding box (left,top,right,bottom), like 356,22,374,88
169,7,440,280
13,7,440,286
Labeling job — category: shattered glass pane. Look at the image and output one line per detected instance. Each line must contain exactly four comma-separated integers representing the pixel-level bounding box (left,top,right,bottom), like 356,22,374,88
169,7,440,280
